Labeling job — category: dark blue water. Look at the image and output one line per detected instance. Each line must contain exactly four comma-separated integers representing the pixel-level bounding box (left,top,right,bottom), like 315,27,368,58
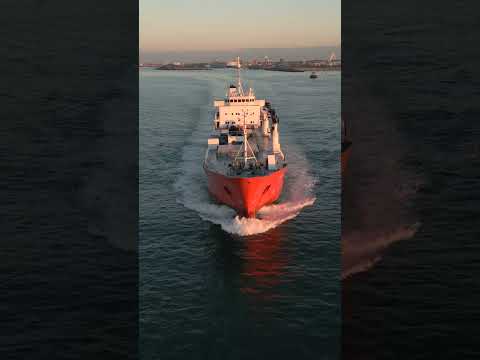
342,1,480,358
140,69,340,359
1,2,138,358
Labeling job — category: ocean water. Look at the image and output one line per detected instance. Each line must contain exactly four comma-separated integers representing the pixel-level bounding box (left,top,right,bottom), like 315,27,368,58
1,2,138,358
140,69,340,359
342,2,480,358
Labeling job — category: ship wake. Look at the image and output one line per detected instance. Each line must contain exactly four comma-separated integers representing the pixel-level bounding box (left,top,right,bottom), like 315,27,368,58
216,197,316,236
342,78,424,278
176,136,316,236
342,223,420,279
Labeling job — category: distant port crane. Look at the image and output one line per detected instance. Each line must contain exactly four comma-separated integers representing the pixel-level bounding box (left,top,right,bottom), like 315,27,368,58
328,52,336,66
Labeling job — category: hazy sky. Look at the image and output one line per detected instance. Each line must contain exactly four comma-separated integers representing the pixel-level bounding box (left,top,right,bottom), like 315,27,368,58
140,0,340,52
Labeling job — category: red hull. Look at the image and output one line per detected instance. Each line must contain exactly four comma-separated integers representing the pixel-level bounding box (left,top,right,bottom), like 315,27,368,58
204,166,287,218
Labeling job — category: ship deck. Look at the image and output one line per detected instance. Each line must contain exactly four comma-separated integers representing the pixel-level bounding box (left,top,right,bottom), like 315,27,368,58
204,128,286,178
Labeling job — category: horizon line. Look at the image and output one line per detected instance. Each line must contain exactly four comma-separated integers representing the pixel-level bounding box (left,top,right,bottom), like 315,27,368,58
140,45,341,54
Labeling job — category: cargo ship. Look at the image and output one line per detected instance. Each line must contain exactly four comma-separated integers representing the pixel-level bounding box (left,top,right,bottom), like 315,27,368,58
341,117,352,173
203,57,287,218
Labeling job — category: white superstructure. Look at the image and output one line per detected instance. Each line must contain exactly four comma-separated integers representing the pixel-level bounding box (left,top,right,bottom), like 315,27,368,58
213,57,266,131
206,57,285,175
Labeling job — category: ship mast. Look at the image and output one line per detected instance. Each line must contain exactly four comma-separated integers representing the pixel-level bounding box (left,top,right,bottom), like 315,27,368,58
236,56,244,96
243,112,248,163
232,57,256,168
235,111,257,168
243,112,257,167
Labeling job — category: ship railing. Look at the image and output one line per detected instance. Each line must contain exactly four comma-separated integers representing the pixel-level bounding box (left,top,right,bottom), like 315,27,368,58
227,159,265,176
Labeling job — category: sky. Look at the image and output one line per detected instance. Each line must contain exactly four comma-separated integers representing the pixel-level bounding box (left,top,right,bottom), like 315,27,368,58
140,0,340,53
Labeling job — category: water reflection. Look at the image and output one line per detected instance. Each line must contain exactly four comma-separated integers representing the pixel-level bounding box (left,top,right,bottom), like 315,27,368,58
207,223,290,305
239,226,289,302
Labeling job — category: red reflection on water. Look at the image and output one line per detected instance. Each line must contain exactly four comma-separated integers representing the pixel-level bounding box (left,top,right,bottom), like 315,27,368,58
240,226,289,301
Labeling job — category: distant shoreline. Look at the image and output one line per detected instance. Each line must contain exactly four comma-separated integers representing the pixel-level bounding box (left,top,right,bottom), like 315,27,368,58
154,67,211,71
148,67,340,72
260,67,341,73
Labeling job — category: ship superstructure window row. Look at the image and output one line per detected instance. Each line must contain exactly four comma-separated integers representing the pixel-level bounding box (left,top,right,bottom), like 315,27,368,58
226,99,255,103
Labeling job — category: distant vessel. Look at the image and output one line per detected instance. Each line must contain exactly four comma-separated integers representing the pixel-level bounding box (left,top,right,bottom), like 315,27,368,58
203,57,287,218
310,72,318,79
341,117,352,173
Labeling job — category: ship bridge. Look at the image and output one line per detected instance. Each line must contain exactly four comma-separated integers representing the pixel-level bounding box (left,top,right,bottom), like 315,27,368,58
213,56,268,131
213,86,266,130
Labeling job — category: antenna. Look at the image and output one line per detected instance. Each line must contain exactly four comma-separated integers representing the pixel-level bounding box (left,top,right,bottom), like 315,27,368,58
236,56,244,96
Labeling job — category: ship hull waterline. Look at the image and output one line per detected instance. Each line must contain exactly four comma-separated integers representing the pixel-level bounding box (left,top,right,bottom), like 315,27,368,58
204,165,287,218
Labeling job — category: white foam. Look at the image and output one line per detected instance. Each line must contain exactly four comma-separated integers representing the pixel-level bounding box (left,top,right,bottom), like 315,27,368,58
176,173,316,236
209,197,316,236
342,222,420,279
175,131,316,236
